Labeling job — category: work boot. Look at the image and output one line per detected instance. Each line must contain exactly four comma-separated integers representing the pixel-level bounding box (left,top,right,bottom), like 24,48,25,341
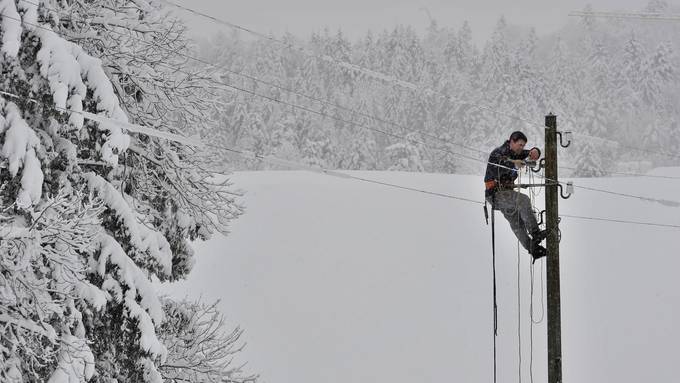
531,229,547,251
531,229,547,243
530,245,546,263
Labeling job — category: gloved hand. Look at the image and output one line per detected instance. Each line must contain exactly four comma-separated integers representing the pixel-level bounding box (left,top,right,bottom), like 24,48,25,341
511,159,526,168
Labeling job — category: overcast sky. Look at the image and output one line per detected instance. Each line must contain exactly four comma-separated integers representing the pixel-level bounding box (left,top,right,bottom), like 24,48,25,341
172,0,659,45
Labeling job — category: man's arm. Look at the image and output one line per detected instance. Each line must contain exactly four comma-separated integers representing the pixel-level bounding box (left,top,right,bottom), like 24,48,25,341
490,148,516,170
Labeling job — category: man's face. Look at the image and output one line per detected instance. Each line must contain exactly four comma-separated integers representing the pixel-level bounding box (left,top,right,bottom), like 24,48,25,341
509,139,526,154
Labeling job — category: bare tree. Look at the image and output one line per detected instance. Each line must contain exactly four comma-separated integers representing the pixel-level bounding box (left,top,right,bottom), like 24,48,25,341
159,299,258,383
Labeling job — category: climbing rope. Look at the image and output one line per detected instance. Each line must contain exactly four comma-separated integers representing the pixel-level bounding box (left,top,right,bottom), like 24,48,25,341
489,194,498,383
516,171,523,383
488,153,548,383
527,169,546,383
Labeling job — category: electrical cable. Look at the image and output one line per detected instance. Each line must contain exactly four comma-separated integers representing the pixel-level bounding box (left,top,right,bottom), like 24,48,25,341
1,18,679,227
4,9,678,208
155,0,680,163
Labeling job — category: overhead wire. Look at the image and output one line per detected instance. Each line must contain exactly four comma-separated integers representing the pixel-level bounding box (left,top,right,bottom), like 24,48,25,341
4,87,680,230
158,0,680,165
2,7,498,163
569,10,680,22
121,6,680,200
3,8,680,383
42,0,490,157
5,6,679,208
1,12,679,227
156,0,556,132
559,213,680,229
116,36,680,205
559,165,680,180
561,182,680,207
0,88,485,206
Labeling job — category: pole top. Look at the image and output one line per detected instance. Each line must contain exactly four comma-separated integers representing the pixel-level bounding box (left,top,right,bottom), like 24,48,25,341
545,114,557,128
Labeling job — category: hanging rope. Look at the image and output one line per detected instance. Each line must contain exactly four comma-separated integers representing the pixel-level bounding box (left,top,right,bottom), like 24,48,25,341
527,168,546,383
529,257,545,383
517,238,523,383
516,171,523,383
489,154,545,383
489,194,498,383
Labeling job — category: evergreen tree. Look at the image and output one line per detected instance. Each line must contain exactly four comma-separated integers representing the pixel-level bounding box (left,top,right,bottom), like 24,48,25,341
195,9,680,173
621,32,647,105
385,133,425,172
0,1,243,381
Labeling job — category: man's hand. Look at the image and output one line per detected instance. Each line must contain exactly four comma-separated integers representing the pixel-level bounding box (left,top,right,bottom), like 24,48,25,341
529,148,540,161
511,159,526,168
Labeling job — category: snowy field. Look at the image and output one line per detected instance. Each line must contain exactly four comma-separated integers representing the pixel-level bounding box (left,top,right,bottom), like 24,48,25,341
162,169,680,383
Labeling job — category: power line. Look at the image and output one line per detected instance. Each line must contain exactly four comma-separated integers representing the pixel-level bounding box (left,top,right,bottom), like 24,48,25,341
26,0,486,156
3,89,679,230
117,59,680,202
565,182,680,207
0,4,490,160
569,10,680,22
156,0,551,131
0,11,524,189
559,165,680,180
4,1,670,170
561,214,680,229
141,4,680,174
148,52,680,206
3,11,679,208
159,0,680,163
104,34,680,204
0,88,484,206
0,90,200,146
110,34,486,156
204,143,680,229
24,0,680,166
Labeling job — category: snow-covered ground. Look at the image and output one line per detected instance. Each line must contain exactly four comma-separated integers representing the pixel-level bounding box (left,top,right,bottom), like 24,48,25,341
162,169,680,383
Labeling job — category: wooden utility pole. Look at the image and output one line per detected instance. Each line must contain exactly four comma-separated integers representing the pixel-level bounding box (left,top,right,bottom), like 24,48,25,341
544,114,563,383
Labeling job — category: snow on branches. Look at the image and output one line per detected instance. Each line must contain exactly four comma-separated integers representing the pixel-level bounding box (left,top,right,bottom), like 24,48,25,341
1,0,244,382
158,299,257,383
0,101,43,208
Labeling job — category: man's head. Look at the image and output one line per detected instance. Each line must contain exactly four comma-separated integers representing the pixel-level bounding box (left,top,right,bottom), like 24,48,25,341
508,131,528,154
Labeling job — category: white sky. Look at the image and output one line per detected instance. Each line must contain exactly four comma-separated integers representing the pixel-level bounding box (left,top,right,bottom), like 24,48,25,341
173,0,659,45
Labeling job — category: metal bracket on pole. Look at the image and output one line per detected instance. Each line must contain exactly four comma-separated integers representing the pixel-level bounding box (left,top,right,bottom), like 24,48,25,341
529,158,545,173
557,131,572,148
558,226,562,243
538,209,547,226
558,181,574,199
515,183,549,189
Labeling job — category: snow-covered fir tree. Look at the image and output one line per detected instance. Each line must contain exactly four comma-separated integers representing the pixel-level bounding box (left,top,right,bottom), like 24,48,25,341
0,1,245,381
197,4,680,174
385,133,426,172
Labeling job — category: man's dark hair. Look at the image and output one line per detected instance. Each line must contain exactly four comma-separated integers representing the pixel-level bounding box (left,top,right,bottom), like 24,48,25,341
509,131,528,143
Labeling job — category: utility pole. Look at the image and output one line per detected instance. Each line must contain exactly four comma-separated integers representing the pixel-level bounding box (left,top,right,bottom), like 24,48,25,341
544,114,563,383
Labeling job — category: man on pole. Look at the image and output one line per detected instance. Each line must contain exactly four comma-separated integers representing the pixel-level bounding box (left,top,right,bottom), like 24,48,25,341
485,131,547,261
